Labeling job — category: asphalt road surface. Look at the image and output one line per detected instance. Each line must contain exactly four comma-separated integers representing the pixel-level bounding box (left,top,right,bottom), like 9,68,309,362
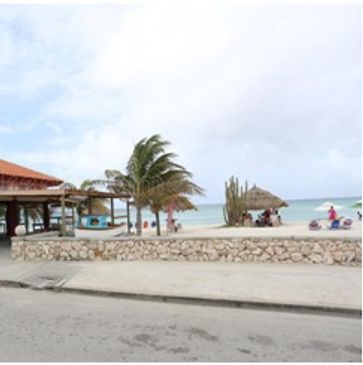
0,287,361,362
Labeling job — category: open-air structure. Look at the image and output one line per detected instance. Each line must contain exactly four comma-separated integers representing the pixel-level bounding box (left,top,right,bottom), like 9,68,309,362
0,159,131,237
245,185,288,211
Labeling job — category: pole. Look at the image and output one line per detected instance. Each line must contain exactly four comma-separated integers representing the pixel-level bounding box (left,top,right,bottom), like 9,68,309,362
60,195,66,237
126,200,130,234
24,206,29,234
111,198,115,225
72,205,75,229
43,202,50,231
88,199,92,215
7,199,18,237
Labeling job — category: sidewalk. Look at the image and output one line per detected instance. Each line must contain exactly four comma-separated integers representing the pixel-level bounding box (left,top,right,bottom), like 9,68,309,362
0,256,361,314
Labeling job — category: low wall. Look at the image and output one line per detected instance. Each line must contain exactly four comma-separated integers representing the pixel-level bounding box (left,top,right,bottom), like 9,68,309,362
11,236,362,265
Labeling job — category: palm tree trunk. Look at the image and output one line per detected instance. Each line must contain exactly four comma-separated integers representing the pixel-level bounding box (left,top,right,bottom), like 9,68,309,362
155,211,161,236
136,206,142,236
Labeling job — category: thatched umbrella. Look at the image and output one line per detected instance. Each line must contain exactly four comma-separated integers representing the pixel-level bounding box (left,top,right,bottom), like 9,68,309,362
245,185,288,210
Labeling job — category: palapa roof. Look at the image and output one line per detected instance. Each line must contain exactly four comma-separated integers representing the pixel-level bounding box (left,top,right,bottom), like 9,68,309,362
246,185,288,210
0,159,63,186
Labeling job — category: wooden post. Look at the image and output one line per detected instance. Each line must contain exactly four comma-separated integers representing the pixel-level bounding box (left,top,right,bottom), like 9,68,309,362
24,206,29,234
5,202,10,236
6,199,18,237
60,195,66,237
126,200,130,234
43,202,50,231
72,206,75,228
110,198,115,225
88,199,92,215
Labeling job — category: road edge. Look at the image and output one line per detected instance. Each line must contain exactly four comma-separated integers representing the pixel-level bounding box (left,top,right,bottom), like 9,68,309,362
0,279,359,318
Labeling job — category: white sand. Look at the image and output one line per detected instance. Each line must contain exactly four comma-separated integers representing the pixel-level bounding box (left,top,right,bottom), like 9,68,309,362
140,220,362,239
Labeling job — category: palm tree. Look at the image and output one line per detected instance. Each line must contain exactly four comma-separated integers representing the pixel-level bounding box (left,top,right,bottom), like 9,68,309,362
104,134,203,236
148,175,204,235
60,180,108,216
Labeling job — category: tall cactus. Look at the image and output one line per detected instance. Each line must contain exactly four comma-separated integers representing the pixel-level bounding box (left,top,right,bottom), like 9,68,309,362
223,176,248,226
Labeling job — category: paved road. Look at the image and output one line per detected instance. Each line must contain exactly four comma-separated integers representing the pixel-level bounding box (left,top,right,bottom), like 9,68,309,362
0,287,361,362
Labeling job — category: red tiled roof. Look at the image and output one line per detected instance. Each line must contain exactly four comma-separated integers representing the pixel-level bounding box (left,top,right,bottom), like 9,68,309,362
0,159,63,185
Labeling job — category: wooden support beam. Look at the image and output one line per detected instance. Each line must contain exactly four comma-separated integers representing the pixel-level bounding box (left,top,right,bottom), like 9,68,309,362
88,199,92,215
60,195,66,237
6,199,18,237
72,206,75,228
110,198,115,225
5,202,10,236
126,200,130,234
24,206,29,234
43,202,50,231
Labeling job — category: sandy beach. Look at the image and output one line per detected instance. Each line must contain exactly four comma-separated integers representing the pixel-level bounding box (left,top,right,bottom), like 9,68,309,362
141,220,362,239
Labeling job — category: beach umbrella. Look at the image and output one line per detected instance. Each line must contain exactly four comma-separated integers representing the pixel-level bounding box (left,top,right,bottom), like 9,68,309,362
314,201,343,212
351,200,362,209
245,185,288,210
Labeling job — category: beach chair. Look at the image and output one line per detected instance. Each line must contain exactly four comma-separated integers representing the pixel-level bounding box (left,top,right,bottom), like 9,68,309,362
308,219,321,231
327,219,340,230
341,218,353,230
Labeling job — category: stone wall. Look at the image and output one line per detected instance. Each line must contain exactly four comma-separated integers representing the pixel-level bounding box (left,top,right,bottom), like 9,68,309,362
11,236,361,265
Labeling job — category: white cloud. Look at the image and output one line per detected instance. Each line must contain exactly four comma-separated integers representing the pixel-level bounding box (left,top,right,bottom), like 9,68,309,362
0,1,361,201
0,125,13,134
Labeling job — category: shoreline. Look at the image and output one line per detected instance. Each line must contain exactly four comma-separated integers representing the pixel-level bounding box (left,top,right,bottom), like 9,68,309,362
139,221,362,239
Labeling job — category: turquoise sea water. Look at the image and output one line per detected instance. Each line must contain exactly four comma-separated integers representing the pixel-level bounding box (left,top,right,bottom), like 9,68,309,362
116,196,362,227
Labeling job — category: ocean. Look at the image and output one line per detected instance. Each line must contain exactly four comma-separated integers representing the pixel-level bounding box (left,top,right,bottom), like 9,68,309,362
116,196,362,227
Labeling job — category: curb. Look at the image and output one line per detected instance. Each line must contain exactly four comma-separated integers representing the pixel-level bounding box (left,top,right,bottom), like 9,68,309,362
0,279,30,288
53,286,362,318
0,280,361,318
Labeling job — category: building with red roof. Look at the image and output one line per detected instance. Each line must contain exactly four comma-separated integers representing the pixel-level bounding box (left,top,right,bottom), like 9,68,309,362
0,159,63,237
0,159,63,190
0,159,130,238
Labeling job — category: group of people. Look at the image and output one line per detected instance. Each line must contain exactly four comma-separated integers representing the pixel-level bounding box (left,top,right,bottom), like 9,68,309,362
328,206,361,222
309,205,355,231
240,208,281,227
255,208,281,227
127,219,182,232
326,206,355,230
128,220,157,229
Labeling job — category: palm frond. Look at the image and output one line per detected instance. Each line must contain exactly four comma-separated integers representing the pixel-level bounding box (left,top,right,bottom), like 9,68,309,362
105,134,205,234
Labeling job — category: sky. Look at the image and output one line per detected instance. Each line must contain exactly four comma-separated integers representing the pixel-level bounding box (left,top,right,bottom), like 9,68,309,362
0,1,361,204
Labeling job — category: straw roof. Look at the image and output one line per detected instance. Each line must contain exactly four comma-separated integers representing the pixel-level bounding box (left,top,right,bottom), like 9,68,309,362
245,185,288,210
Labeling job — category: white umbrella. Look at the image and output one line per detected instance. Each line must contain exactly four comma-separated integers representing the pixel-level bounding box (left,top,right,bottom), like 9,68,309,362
314,201,343,212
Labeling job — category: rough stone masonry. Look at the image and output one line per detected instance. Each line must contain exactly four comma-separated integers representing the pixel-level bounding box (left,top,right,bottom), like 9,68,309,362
11,236,362,265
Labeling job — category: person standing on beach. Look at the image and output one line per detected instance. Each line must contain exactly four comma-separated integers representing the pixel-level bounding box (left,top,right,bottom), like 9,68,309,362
328,206,337,221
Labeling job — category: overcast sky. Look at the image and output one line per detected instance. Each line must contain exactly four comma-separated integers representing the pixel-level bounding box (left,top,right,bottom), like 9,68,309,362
0,1,361,203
